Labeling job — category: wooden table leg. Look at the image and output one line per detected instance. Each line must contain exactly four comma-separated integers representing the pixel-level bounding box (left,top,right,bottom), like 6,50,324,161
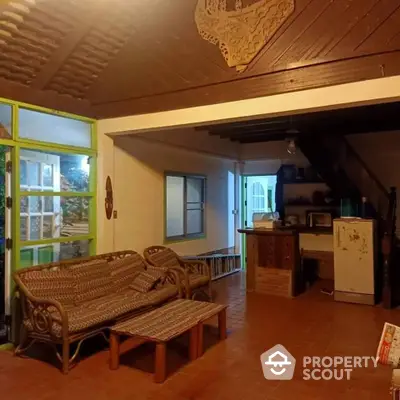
189,325,198,361
218,309,227,340
109,332,120,370
197,322,204,357
155,342,167,383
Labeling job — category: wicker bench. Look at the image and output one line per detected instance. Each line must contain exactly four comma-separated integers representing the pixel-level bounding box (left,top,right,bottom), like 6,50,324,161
13,251,181,374
110,299,227,382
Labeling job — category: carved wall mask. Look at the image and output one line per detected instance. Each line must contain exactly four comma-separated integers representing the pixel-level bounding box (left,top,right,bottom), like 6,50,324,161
195,0,295,72
105,176,113,220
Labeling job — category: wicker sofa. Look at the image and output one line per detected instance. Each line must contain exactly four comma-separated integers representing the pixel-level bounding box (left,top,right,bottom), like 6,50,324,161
13,250,181,374
144,246,212,300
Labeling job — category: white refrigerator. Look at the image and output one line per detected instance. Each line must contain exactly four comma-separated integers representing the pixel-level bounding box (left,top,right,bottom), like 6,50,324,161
333,218,377,305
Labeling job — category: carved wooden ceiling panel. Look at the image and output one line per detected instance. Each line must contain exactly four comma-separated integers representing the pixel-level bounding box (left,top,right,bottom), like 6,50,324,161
0,0,400,118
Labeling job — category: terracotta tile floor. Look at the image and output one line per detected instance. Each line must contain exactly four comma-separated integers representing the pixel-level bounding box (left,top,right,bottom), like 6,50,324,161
1,273,399,399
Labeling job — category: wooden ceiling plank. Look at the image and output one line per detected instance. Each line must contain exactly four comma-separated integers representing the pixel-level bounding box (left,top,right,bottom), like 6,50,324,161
269,0,332,68
305,0,379,60
321,0,380,57
30,6,107,89
249,0,314,74
329,0,400,57
275,0,344,67
297,0,359,62
357,6,400,53
245,0,313,75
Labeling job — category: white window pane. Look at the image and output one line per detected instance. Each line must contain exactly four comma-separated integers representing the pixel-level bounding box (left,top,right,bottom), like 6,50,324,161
0,103,12,138
187,210,203,235
187,178,203,203
27,161,40,186
19,108,91,148
166,176,184,237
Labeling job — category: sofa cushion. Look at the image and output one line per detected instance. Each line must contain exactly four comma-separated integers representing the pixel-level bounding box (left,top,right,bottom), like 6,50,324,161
41,284,178,335
22,281,179,338
20,268,75,306
130,270,165,293
148,248,180,268
70,259,112,305
109,254,146,292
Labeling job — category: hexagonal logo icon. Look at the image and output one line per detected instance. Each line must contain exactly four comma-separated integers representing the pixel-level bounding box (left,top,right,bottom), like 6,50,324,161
260,344,296,380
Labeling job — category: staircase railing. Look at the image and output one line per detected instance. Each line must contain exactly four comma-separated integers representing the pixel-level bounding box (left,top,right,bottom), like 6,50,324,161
298,134,397,307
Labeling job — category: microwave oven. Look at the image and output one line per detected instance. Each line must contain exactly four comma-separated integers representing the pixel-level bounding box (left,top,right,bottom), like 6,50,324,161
306,211,333,228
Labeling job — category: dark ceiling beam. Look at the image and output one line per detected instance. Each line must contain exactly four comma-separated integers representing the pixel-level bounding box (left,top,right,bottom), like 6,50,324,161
201,118,290,134
210,126,293,138
236,133,291,143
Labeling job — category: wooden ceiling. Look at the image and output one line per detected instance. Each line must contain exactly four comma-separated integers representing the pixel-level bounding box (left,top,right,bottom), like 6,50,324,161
199,101,400,143
1,0,400,118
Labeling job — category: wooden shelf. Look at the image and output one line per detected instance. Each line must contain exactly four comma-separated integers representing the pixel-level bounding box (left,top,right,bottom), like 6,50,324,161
184,253,241,280
212,269,241,281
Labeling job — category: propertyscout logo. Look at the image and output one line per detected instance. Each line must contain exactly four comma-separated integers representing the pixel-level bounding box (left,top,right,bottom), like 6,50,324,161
260,345,379,381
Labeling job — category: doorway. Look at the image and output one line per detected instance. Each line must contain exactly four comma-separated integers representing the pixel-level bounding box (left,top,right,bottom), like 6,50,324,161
243,175,277,228
240,175,277,269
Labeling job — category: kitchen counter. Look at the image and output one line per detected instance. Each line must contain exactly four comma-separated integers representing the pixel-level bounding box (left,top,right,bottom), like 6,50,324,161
279,225,333,235
238,229,302,297
239,226,333,235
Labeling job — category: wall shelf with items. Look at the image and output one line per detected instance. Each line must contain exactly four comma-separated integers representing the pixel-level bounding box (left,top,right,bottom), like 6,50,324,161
276,164,339,228
183,253,241,280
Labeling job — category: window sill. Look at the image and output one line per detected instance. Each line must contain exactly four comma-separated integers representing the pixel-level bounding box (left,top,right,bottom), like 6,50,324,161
164,234,206,244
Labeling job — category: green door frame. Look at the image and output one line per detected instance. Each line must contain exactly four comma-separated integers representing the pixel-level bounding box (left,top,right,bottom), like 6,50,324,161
0,97,97,287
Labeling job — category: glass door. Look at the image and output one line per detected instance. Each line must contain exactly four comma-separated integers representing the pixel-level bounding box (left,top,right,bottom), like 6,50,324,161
1,146,11,344
19,150,61,266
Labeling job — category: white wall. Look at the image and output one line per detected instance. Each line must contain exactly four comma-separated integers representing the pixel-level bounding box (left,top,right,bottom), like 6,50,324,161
110,136,236,256
241,141,308,175
136,128,239,160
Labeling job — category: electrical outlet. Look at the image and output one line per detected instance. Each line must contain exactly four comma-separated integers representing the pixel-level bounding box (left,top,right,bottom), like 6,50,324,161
113,210,118,219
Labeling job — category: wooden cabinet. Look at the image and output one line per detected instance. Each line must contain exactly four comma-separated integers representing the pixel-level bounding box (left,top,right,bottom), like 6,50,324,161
239,229,301,298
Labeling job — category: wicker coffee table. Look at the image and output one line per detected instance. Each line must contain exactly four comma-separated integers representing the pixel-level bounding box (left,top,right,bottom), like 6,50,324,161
109,299,227,383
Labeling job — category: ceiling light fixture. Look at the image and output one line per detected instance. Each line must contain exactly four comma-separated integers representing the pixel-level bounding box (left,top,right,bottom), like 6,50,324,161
286,138,297,155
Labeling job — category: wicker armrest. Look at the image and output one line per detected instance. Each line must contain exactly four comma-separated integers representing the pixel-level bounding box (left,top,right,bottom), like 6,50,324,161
19,291,68,339
181,259,211,280
146,265,184,298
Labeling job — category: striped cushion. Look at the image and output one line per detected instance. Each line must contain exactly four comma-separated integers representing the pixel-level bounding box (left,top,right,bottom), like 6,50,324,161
71,259,111,304
130,270,164,293
148,248,180,268
21,269,75,306
109,254,146,292
28,285,179,336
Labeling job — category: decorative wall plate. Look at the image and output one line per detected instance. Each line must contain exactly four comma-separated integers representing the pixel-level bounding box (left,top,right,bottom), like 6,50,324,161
195,0,295,72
